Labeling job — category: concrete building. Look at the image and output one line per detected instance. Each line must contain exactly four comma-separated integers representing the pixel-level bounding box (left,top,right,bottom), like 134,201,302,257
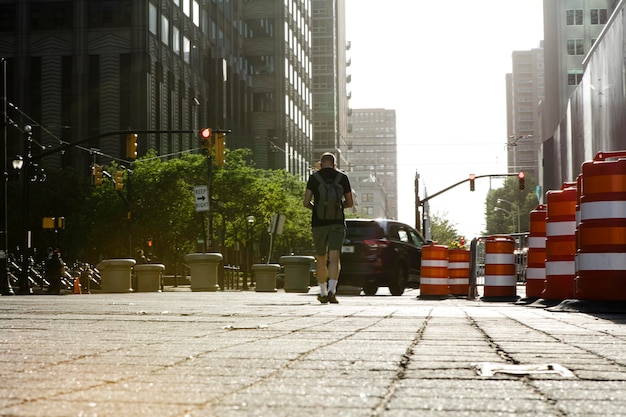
541,0,618,192
505,44,544,182
0,0,315,178
346,108,398,219
310,0,350,168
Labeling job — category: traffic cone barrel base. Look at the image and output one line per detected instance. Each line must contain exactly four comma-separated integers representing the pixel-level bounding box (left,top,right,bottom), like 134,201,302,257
420,245,449,298
576,151,626,301
526,204,547,299
483,236,517,300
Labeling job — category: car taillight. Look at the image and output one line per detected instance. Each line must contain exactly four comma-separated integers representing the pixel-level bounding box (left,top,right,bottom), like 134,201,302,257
363,238,390,249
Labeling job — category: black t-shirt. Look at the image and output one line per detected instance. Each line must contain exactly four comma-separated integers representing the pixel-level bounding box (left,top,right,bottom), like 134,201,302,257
306,167,351,227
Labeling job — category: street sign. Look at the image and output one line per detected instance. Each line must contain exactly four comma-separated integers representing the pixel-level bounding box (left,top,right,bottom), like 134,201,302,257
194,185,209,212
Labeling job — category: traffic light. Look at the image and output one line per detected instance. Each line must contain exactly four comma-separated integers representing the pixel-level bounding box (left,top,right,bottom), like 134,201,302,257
469,173,475,191
518,171,525,190
214,132,225,166
200,128,211,156
93,164,103,186
126,133,138,159
114,170,124,190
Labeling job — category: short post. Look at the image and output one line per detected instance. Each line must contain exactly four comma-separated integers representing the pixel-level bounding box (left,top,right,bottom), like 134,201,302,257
279,255,315,293
252,263,279,292
97,259,136,293
184,253,223,292
134,264,165,292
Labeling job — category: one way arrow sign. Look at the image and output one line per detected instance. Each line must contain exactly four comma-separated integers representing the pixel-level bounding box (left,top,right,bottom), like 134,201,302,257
194,185,209,212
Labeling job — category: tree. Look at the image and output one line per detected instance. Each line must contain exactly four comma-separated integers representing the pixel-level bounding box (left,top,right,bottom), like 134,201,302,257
429,211,462,246
484,174,539,235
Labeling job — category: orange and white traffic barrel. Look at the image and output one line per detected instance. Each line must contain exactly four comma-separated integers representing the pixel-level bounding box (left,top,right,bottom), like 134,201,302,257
420,244,449,298
483,235,517,300
448,249,470,296
543,182,577,300
576,151,626,301
526,204,547,299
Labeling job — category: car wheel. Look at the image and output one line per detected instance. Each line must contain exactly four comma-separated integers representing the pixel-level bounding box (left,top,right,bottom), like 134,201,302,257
389,262,407,296
362,282,378,296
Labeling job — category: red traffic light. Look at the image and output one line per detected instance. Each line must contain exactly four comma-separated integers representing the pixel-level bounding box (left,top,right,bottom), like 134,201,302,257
200,128,211,138
518,171,525,179
469,173,475,191
518,171,525,190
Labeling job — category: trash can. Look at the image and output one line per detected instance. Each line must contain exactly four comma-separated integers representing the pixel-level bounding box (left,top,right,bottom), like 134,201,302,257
252,264,280,292
97,259,136,293
134,264,165,292
280,255,315,293
184,253,223,292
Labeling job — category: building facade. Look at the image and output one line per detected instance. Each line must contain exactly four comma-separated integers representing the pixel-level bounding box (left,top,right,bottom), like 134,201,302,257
505,43,544,181
346,108,398,219
0,0,315,178
310,0,350,168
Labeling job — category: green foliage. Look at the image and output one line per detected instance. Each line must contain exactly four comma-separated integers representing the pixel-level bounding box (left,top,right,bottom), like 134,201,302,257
25,148,314,270
484,174,539,235
428,211,462,246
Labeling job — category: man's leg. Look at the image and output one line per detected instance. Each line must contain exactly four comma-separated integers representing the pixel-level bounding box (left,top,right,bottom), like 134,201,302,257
327,249,340,295
316,253,328,297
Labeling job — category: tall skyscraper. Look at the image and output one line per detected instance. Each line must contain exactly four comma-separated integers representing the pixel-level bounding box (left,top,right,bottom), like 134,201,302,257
347,108,398,219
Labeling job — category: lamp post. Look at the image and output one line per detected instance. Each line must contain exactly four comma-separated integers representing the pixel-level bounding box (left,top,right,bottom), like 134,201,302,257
14,125,32,294
496,198,520,233
493,207,515,234
1,58,13,295
245,215,255,290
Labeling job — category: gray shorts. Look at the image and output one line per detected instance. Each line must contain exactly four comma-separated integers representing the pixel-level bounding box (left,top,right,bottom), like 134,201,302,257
312,224,346,256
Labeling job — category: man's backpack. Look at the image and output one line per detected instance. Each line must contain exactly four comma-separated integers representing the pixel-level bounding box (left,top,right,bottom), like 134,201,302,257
313,171,344,220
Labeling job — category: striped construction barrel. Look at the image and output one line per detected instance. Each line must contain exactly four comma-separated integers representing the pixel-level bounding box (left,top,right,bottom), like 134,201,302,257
448,249,470,296
543,182,577,300
526,204,547,298
419,244,449,298
483,235,517,299
576,151,626,301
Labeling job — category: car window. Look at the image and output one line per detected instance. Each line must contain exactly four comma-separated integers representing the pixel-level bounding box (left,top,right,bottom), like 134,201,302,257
397,229,409,243
346,222,384,239
408,229,425,247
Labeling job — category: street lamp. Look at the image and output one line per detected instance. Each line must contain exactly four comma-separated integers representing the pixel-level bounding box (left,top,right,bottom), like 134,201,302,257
496,198,520,233
494,207,515,233
15,126,32,294
245,215,255,290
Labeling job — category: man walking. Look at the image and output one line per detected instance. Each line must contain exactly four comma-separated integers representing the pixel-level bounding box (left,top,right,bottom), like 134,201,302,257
303,152,353,303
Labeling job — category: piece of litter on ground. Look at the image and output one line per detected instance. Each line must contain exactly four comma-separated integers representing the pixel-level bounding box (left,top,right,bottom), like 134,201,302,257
472,362,575,378
222,324,269,330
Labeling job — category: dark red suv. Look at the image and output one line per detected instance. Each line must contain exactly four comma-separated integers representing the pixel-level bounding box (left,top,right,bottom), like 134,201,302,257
339,219,427,296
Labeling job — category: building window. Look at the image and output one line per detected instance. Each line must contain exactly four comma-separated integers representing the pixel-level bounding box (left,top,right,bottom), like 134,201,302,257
0,4,16,32
183,36,191,63
591,9,608,25
88,0,132,28
566,9,583,25
149,3,157,35
567,39,584,56
173,26,180,55
161,16,169,45
193,1,200,26
32,1,73,30
361,193,373,203
567,70,583,86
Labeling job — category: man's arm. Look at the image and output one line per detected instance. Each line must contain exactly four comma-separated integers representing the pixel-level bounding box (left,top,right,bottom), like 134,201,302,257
343,190,354,209
303,188,314,210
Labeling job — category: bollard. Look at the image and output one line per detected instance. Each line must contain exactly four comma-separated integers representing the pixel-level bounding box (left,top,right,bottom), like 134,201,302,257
483,235,518,301
97,259,136,293
134,264,165,292
184,253,223,292
576,151,626,301
279,255,315,293
526,204,547,299
544,182,577,300
419,244,448,299
252,264,280,292
448,249,470,296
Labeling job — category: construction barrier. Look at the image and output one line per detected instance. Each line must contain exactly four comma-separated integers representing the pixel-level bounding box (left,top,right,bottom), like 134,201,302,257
576,151,626,301
419,244,448,298
526,204,547,298
483,235,517,300
448,249,470,296
543,182,577,300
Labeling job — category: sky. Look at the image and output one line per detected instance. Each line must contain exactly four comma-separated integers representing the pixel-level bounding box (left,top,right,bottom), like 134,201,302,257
345,0,544,240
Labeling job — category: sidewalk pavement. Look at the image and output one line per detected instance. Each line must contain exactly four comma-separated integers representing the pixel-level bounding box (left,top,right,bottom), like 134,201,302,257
1,286,626,417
